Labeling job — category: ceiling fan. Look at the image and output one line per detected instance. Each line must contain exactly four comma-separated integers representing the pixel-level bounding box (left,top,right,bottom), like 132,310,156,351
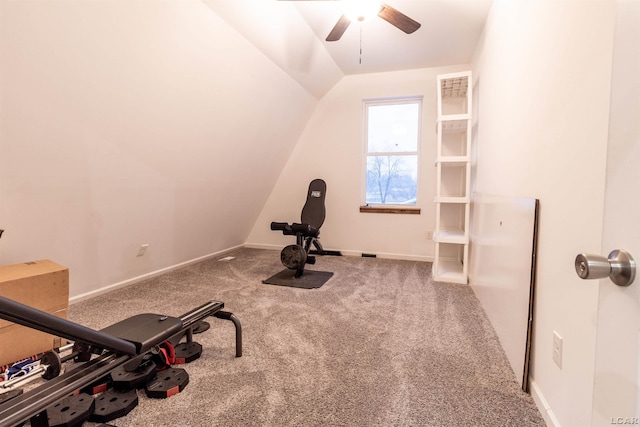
281,0,421,42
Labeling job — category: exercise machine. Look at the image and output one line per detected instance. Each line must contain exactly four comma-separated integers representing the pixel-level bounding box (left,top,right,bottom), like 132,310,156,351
0,295,241,427
270,178,326,278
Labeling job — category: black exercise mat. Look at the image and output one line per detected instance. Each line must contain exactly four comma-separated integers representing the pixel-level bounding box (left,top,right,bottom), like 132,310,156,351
262,269,333,289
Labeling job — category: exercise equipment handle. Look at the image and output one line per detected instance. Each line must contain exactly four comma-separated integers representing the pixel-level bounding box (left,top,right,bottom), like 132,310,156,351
270,222,289,231
291,223,319,237
0,296,137,356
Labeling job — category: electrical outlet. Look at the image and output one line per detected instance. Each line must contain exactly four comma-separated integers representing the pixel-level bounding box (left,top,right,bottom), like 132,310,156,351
553,331,563,368
137,244,149,257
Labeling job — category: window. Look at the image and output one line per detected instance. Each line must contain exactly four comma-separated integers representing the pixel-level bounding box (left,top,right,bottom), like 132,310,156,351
363,97,422,206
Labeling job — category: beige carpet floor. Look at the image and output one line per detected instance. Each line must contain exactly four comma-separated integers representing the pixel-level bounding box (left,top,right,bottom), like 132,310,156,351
66,247,545,427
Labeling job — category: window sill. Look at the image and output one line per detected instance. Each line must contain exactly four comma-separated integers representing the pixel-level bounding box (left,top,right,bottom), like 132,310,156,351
359,205,421,215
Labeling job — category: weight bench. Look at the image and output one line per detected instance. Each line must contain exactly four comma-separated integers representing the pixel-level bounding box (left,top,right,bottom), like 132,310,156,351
0,295,242,427
264,179,335,288
269,178,327,278
271,178,327,268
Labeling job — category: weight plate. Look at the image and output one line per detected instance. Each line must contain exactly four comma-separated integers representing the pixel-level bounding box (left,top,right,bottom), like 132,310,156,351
111,359,157,390
192,320,210,334
174,342,203,364
89,388,138,423
71,341,92,363
281,244,306,269
80,375,112,396
40,351,62,380
145,368,189,399
46,393,94,427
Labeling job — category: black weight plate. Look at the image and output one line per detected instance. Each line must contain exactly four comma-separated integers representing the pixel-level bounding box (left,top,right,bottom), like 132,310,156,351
281,244,306,269
71,341,92,363
41,351,62,380
80,375,112,396
46,393,95,427
192,320,210,334
174,342,203,364
145,368,189,399
111,359,157,390
89,388,138,423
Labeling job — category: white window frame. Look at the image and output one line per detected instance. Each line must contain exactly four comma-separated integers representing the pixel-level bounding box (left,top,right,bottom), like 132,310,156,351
362,96,423,207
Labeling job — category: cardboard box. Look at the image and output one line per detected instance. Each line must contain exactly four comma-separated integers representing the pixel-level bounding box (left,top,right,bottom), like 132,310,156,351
0,260,69,366
0,309,67,366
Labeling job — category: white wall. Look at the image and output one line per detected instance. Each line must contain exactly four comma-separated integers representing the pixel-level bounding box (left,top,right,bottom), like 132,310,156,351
201,0,343,99
247,65,469,260
471,1,616,426
0,0,317,298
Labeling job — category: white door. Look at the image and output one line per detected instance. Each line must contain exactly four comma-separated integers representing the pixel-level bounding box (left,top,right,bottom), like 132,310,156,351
591,1,640,425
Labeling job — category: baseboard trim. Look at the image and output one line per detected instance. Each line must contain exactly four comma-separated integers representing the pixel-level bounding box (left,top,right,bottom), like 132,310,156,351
244,243,433,263
243,243,281,251
71,243,433,304
343,249,433,262
529,378,561,427
69,244,244,304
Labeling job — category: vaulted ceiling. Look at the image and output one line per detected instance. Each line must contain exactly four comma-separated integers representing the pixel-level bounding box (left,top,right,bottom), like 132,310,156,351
204,0,492,97
291,0,493,74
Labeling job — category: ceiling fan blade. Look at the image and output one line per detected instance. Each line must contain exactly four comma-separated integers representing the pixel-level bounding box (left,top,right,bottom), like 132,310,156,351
326,14,351,41
378,3,421,34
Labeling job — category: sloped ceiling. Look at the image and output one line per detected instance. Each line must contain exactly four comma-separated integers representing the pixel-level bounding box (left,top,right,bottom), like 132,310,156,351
204,0,492,97
292,0,493,75
202,0,343,99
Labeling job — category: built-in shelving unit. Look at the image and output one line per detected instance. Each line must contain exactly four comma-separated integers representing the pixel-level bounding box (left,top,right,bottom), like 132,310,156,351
433,71,472,284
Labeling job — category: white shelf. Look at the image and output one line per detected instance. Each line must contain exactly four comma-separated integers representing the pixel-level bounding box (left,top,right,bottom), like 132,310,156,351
433,259,468,284
437,116,469,159
433,229,468,244
436,196,469,204
434,71,472,285
436,157,469,165
438,114,471,123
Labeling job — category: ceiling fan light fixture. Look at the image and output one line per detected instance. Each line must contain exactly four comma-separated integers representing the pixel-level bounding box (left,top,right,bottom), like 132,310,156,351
342,0,382,22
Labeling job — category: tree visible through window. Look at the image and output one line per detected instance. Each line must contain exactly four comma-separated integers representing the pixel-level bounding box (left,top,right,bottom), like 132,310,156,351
364,98,421,205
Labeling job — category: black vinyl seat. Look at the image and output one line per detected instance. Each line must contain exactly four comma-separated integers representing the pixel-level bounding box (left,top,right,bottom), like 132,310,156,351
101,313,183,354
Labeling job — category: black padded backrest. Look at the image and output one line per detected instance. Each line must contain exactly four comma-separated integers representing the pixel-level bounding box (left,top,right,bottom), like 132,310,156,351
301,179,326,230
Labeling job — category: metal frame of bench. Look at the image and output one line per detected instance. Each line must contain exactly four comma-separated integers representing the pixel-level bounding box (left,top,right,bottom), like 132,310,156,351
0,296,242,427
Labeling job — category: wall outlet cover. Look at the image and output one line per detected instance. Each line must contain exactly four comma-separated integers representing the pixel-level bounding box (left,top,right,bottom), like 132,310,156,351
553,331,563,369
